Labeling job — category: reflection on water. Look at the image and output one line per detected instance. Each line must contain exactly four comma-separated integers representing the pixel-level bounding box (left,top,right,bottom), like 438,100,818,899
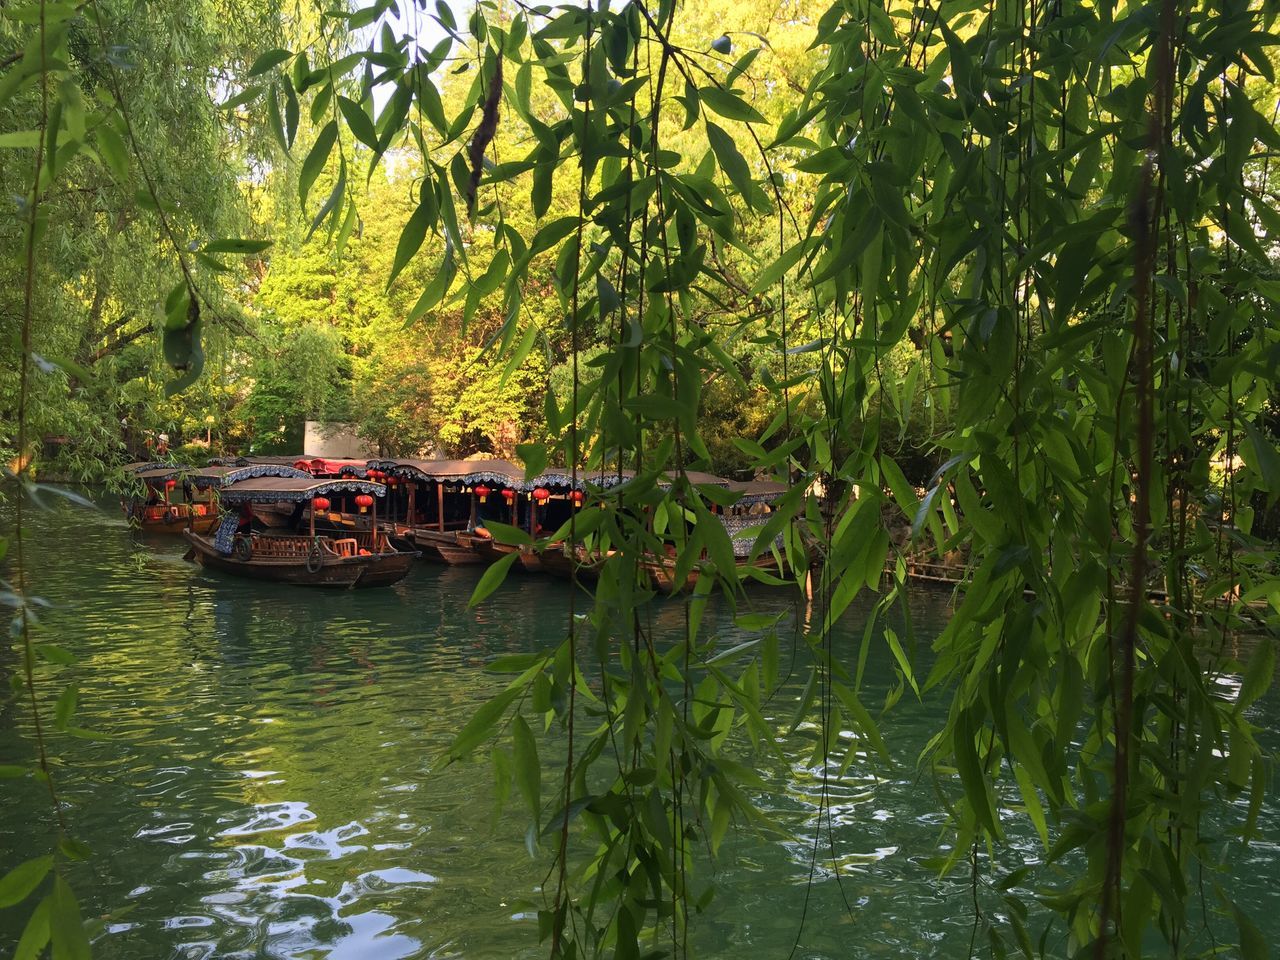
0,499,1275,958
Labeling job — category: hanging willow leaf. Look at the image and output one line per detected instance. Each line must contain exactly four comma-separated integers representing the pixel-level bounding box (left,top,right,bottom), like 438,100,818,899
220,84,263,111
412,71,447,137
298,120,337,209
469,550,520,607
0,857,52,909
337,96,378,151
443,686,521,763
12,892,51,960
50,876,90,960
749,238,817,295
305,162,346,241
247,47,292,76
386,198,434,290
511,714,541,832
704,121,754,202
698,85,765,124
1241,420,1280,502
407,244,457,323
95,122,127,177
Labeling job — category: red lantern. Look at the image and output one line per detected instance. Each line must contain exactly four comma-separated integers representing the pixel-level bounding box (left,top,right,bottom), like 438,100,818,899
474,484,492,503
501,488,516,503
533,486,551,505
355,494,374,514
313,497,331,511
164,479,177,491
571,490,585,508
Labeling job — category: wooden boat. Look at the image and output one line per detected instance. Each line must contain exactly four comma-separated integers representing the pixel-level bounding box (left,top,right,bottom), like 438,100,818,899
183,476,418,589
371,458,527,565
537,544,608,584
640,552,786,594
639,478,794,594
410,528,490,564
186,462,316,529
122,463,220,535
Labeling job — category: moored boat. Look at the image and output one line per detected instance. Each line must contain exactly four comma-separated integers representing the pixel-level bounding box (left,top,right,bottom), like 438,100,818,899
537,543,608,584
371,459,527,565
637,477,793,594
183,476,418,588
186,462,316,529
121,462,220,535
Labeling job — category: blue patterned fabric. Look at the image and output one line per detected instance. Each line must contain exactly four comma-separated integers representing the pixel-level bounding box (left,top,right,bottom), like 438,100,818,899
214,514,239,555
191,464,311,489
718,513,781,558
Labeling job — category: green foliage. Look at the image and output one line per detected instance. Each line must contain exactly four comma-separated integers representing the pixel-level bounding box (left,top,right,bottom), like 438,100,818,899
0,0,280,474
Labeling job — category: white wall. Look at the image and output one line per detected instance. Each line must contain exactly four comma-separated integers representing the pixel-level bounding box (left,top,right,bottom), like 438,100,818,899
303,421,377,459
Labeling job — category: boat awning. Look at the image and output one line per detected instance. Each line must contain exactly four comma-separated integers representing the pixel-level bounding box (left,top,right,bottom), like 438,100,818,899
378,458,526,485
527,467,635,491
726,479,789,504
132,465,189,482
218,477,386,503
664,470,731,488
187,464,312,488
524,467,730,493
124,461,189,477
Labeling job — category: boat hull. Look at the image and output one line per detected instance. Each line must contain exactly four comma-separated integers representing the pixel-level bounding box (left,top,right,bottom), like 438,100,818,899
127,503,220,535
473,539,538,568
642,554,785,594
537,546,604,583
183,531,417,588
409,529,487,565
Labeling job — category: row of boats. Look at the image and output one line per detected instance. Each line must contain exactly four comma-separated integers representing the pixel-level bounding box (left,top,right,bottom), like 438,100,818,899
121,455,791,592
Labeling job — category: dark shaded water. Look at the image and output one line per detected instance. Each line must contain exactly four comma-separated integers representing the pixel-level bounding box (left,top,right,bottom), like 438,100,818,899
1,501,1275,958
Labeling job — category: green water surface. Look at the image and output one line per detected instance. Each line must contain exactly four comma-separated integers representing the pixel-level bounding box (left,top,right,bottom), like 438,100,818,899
1,501,1275,958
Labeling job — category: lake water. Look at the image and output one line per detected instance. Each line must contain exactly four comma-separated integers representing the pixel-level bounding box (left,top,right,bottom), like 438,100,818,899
1,500,1275,958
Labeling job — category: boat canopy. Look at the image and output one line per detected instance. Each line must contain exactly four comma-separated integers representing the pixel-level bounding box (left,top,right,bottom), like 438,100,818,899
187,463,312,488
132,464,191,482
365,457,749,496
718,514,783,557
726,479,789,505
664,470,731,489
374,458,525,486
123,461,188,477
218,477,386,504
527,467,635,490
